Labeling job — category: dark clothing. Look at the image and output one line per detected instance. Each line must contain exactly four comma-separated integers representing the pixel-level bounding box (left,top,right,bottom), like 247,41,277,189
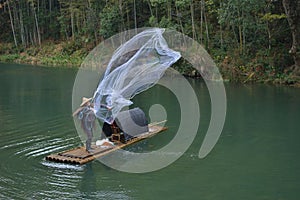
102,121,122,137
102,122,114,137
77,107,96,151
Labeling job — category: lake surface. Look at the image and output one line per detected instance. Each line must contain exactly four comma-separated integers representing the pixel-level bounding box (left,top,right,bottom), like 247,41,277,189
1,63,300,199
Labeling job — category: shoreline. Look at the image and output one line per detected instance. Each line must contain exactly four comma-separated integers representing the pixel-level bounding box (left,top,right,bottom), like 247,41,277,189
0,55,81,69
1,42,299,87
0,41,88,68
2,58,299,88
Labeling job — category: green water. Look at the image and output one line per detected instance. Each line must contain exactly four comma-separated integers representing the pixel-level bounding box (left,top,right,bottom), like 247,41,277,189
0,63,300,200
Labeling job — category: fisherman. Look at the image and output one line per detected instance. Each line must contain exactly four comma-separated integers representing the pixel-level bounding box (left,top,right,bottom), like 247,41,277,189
73,97,96,152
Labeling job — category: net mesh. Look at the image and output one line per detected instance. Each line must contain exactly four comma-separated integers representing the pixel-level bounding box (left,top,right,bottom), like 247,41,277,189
93,28,181,124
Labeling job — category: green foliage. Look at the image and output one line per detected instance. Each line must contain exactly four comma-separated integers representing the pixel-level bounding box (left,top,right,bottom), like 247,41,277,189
0,0,298,85
62,38,83,55
0,54,20,63
99,4,122,39
172,58,200,77
0,43,17,54
175,0,189,8
149,16,158,27
158,16,177,29
261,13,286,22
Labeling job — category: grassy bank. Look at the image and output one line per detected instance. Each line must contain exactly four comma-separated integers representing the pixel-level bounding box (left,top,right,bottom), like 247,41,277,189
1,41,299,87
218,55,300,87
0,41,88,67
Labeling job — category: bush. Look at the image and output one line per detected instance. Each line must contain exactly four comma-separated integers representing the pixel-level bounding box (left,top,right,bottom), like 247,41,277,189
0,43,16,54
62,39,83,55
0,54,20,62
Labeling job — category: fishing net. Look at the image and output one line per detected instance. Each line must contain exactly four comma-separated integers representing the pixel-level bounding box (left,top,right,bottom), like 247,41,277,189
93,28,181,124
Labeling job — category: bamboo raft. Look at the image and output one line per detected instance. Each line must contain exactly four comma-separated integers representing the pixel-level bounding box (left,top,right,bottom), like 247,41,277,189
45,124,167,165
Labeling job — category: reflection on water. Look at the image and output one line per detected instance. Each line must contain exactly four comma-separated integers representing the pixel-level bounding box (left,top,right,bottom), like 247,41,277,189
0,63,300,199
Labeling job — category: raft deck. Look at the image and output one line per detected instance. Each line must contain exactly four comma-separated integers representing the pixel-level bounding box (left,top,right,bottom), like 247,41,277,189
45,125,167,165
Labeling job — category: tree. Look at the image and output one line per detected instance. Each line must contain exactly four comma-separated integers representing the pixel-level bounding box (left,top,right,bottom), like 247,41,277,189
282,0,300,73
99,3,122,39
218,0,265,54
30,0,41,46
6,0,18,47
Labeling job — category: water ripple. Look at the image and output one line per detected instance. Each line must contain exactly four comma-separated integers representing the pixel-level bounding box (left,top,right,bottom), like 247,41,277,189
41,161,84,171
25,143,74,157
0,135,50,150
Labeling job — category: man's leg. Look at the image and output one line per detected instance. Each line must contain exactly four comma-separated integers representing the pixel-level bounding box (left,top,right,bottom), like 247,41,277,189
86,130,93,152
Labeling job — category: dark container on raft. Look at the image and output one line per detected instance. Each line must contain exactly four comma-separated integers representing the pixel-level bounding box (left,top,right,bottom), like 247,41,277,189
102,107,149,142
115,107,149,141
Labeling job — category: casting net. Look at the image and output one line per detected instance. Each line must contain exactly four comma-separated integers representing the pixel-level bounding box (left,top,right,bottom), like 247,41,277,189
93,28,181,124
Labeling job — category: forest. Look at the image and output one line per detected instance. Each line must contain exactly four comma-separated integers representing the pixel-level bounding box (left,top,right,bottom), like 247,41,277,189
0,0,299,86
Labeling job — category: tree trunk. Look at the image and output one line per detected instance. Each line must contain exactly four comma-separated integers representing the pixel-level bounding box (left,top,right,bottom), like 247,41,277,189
238,8,243,54
119,0,125,31
7,0,18,47
29,31,34,46
147,0,153,17
282,0,300,71
49,0,52,12
203,1,210,49
71,9,75,40
190,0,196,40
175,3,184,36
219,1,223,49
200,0,203,44
30,1,41,46
19,8,26,46
166,0,171,20
33,6,41,46
242,9,246,54
267,22,271,50
133,0,137,33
